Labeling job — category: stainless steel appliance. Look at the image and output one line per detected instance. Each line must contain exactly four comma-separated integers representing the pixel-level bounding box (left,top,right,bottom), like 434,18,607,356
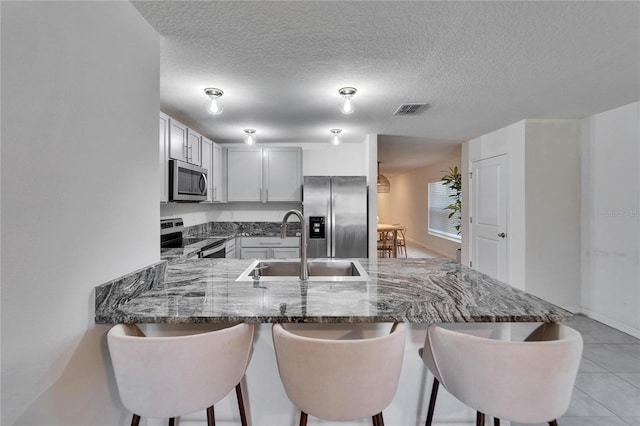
160,217,185,247
197,239,226,258
303,176,368,258
169,159,208,202
160,217,225,258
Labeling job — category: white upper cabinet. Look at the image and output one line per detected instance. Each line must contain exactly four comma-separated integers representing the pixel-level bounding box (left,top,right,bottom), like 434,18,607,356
227,147,264,201
227,147,302,203
186,128,201,165
264,148,302,202
168,118,201,166
211,143,226,202
159,112,170,203
201,136,227,203
201,137,213,202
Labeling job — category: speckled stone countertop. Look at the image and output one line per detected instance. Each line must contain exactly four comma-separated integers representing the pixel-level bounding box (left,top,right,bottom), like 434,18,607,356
160,221,303,261
95,258,572,324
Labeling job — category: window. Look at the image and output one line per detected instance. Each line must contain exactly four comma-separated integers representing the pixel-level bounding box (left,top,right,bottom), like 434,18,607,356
428,180,461,242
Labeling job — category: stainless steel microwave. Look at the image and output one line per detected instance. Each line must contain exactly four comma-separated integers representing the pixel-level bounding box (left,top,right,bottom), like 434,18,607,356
169,160,207,202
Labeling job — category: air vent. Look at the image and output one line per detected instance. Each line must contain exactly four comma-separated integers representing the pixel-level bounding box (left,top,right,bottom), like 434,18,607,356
394,103,429,116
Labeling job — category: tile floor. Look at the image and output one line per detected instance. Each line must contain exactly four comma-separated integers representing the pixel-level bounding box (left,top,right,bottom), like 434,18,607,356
404,241,640,426
509,315,640,426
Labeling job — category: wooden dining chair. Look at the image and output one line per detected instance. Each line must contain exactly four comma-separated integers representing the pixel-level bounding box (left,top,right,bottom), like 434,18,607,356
377,231,392,257
396,226,408,258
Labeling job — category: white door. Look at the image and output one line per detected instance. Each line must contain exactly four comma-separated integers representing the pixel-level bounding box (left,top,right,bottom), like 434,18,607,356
471,154,508,281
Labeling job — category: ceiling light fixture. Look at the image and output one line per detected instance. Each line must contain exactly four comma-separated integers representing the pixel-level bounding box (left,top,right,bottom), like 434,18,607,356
377,162,391,193
204,88,224,115
244,129,256,145
330,129,342,145
338,87,357,114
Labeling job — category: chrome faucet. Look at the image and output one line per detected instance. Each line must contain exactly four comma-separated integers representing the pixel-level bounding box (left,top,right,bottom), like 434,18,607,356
281,209,308,280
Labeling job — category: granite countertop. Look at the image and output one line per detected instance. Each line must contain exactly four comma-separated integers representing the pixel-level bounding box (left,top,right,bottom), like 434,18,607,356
95,258,572,324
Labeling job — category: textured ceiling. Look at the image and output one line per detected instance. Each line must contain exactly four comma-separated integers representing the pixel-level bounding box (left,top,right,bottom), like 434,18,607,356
132,1,640,174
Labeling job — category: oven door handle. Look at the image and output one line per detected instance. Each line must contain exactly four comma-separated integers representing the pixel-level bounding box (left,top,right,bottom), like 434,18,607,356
199,243,226,258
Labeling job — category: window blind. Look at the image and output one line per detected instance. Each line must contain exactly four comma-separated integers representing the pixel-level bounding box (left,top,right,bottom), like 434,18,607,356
428,181,461,241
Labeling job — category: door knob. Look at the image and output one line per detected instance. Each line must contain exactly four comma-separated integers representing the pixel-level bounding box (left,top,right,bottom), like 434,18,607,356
498,232,507,238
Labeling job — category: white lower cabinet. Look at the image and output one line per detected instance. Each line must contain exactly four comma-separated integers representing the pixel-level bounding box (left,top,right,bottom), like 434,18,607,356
225,238,236,259
239,237,300,259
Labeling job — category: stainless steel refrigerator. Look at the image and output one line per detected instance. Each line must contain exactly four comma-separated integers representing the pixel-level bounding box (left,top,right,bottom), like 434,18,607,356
303,176,368,258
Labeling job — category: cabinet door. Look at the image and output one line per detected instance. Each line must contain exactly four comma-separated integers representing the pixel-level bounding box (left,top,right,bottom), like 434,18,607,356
227,148,263,202
264,148,302,202
271,247,300,259
212,143,226,202
225,238,236,258
240,247,269,260
159,112,170,202
201,137,213,202
187,128,201,165
169,119,188,162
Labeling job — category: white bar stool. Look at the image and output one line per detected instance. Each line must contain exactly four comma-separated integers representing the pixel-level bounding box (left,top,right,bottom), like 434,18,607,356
424,322,583,426
419,323,510,425
107,322,254,426
272,322,406,426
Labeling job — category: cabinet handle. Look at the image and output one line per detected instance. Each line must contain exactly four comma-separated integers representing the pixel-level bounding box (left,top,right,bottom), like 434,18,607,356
265,188,269,202
498,232,507,238
183,143,188,159
188,145,193,161
213,185,217,201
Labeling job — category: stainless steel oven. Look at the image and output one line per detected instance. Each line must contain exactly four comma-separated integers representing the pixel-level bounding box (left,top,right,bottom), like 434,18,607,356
169,160,208,202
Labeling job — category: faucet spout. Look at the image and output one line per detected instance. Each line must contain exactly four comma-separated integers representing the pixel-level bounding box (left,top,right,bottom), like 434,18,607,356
280,209,308,280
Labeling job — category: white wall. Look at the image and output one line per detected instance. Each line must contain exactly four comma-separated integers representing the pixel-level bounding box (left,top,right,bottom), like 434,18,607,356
378,153,462,259
162,140,370,226
463,120,582,311
1,2,159,424
581,102,640,337
525,120,581,311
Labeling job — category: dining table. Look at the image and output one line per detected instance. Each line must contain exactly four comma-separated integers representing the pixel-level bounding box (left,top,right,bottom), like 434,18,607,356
377,223,405,258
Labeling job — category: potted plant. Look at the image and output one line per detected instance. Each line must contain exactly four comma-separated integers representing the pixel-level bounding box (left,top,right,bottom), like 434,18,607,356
440,166,462,262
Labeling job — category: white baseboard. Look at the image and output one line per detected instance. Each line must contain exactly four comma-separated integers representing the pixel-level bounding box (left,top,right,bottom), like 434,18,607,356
580,308,640,338
405,238,454,260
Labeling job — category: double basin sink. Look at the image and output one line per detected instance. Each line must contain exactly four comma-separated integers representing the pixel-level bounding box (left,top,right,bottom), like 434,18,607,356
236,259,370,282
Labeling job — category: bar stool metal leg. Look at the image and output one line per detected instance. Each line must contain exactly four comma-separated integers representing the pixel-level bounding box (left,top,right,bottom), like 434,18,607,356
235,383,248,426
425,378,439,426
299,411,308,426
131,414,140,426
206,405,215,426
476,412,485,426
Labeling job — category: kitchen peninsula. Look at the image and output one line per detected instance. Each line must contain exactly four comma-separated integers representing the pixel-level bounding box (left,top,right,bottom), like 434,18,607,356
94,257,572,425
95,257,570,324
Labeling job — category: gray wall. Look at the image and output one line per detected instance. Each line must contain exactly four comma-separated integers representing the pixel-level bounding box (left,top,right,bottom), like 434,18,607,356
1,2,159,424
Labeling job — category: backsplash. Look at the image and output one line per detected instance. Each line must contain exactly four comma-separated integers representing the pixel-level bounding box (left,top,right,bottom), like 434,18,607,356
183,221,302,238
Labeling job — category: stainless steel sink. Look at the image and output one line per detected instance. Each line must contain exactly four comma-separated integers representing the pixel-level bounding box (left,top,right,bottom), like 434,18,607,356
235,259,370,282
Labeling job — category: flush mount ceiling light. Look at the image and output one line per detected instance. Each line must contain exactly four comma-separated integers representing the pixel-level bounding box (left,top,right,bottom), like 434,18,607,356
204,88,224,115
377,162,391,193
244,129,256,145
330,129,342,145
338,87,357,114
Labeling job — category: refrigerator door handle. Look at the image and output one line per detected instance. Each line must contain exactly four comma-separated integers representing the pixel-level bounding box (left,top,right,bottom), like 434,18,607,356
326,196,332,257
331,195,336,258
